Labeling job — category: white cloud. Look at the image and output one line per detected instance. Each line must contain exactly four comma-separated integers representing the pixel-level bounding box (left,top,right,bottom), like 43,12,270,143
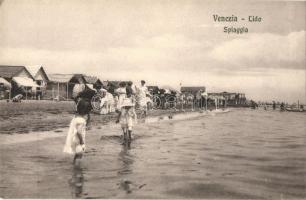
210,31,306,70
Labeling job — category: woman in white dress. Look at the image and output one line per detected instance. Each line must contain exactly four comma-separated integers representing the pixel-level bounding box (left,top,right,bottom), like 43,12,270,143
137,80,150,117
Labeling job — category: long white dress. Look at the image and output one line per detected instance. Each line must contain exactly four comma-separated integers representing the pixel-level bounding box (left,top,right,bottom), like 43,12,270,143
63,116,86,154
115,87,127,110
100,92,115,114
138,85,149,109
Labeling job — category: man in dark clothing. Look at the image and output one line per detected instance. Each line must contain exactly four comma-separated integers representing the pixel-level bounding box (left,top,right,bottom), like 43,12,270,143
159,88,166,109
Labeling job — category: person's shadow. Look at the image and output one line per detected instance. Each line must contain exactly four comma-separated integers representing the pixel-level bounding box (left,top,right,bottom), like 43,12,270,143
69,163,84,198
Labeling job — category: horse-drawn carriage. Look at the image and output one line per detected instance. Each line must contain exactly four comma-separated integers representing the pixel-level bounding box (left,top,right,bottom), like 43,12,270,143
148,86,178,109
75,83,189,114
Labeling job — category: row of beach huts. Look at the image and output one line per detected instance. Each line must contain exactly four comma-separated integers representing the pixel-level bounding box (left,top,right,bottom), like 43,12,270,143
0,65,247,106
0,65,106,100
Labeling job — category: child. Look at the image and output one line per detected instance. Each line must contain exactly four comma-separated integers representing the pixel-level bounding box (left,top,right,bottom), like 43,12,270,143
115,82,127,123
74,84,95,129
63,99,91,164
120,86,135,144
127,81,138,123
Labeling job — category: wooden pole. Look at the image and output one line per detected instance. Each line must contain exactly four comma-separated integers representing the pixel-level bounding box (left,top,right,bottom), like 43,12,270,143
25,87,27,100
52,87,54,101
215,98,217,110
57,82,59,101
9,86,11,100
67,82,69,100
192,98,194,111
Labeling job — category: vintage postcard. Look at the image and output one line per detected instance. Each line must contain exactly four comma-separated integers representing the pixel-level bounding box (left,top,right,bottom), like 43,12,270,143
0,0,305,199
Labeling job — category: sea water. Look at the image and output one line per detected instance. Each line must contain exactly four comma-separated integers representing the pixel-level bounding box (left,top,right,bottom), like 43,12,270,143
0,108,305,198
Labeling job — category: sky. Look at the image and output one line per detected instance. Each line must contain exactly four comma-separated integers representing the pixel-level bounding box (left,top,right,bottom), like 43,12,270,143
0,0,305,103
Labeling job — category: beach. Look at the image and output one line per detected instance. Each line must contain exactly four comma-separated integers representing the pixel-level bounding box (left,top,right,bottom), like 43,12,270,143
0,107,305,199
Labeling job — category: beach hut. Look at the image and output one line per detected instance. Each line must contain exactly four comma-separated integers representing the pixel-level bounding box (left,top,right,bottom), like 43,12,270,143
0,65,39,99
83,75,103,89
219,92,247,105
45,74,86,100
26,65,49,99
180,86,206,95
0,77,11,100
0,65,34,81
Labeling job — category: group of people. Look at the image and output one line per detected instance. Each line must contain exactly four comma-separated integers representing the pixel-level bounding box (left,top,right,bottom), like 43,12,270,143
63,80,150,164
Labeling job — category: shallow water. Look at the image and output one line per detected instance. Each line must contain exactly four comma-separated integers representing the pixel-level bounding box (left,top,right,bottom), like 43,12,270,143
0,108,305,198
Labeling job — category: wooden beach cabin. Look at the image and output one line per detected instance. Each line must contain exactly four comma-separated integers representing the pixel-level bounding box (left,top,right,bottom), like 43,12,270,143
0,77,11,100
26,65,49,99
45,74,86,100
83,75,103,89
0,65,39,99
180,86,206,95
208,92,247,106
219,92,246,105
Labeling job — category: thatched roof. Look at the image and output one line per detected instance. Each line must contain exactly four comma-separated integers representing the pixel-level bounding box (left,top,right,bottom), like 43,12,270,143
0,65,33,79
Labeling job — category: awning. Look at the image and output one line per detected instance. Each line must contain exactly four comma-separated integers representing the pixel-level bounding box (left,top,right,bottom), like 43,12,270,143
13,77,39,87
0,77,11,88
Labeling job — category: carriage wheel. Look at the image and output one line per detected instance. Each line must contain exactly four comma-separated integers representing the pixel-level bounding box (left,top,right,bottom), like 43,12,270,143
152,95,162,109
91,94,103,112
165,95,177,109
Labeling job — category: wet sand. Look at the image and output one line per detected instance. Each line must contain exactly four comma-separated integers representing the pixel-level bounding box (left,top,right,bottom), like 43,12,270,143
0,109,305,199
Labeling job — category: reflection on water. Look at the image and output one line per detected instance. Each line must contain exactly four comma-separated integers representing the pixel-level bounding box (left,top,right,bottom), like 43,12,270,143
118,142,134,194
69,163,84,198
